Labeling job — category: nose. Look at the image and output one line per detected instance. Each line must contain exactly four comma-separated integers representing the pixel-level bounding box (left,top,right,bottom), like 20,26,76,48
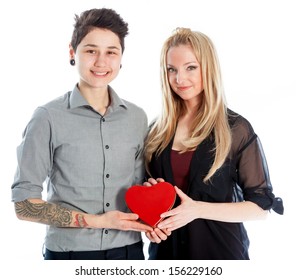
94,53,106,67
175,70,185,84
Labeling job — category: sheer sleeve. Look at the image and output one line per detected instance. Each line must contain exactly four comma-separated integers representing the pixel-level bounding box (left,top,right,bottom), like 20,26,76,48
230,113,284,214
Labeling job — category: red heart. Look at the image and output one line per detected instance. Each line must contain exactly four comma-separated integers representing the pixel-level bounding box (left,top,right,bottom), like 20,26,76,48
125,182,176,227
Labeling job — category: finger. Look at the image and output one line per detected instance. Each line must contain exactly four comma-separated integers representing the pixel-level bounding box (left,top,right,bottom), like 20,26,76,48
162,225,180,232
157,219,169,229
145,232,155,242
145,231,160,243
138,223,153,232
143,182,152,186
158,222,176,231
160,206,180,218
149,230,161,243
175,186,188,200
129,221,153,232
157,215,180,229
159,215,186,231
122,212,139,220
161,228,172,236
156,178,165,183
147,178,158,185
153,228,169,240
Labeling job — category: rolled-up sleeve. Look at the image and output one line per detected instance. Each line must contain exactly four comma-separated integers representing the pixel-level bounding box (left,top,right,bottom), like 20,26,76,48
235,120,284,215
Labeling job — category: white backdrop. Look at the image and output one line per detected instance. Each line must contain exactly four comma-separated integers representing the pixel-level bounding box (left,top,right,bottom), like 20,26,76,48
1,0,295,278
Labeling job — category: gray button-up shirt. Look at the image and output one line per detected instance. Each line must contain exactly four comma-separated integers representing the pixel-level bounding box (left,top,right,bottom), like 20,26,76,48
11,85,148,252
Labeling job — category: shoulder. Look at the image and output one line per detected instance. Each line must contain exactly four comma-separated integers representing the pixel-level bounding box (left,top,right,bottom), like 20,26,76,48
109,86,147,122
227,108,255,135
40,92,70,110
30,92,70,123
227,108,257,153
122,99,148,122
124,99,146,114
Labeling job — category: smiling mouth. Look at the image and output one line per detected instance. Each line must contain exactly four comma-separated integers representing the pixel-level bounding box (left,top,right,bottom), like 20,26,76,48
177,86,191,91
92,71,109,76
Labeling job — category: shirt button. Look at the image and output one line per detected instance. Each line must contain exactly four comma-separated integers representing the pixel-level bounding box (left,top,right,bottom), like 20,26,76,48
106,203,110,207
105,230,108,234
101,117,105,122
105,145,109,149
106,174,110,178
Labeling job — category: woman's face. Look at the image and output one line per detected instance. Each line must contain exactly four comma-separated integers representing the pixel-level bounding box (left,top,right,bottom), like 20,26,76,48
166,44,203,105
73,28,122,90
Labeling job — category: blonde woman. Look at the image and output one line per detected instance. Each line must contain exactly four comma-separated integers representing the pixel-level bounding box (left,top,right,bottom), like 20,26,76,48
144,28,283,259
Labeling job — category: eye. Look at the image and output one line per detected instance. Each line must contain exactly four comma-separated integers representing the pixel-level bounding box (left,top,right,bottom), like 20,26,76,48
86,49,96,54
187,65,198,71
167,67,176,73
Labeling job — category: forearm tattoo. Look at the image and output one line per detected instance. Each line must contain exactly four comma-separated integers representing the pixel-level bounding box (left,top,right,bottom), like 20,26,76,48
14,200,88,227
74,213,89,227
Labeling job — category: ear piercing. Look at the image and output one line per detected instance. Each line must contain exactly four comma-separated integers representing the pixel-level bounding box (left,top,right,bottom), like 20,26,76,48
70,59,75,66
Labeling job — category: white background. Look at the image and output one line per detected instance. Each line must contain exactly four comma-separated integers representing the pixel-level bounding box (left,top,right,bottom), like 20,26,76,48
1,0,295,278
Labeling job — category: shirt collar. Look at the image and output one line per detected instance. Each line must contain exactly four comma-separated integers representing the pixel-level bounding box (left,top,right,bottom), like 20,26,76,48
69,84,128,111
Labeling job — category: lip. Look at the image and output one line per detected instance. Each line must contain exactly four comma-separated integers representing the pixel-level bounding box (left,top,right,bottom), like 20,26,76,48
177,86,191,91
91,70,109,77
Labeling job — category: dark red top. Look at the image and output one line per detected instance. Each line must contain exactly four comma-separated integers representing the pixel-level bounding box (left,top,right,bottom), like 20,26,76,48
170,149,194,194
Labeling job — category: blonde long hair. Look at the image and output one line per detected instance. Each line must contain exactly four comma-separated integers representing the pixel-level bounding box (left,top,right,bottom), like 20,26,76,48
145,28,232,182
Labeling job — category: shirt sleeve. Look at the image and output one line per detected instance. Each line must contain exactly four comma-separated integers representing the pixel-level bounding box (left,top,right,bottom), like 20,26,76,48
233,116,284,214
11,107,53,202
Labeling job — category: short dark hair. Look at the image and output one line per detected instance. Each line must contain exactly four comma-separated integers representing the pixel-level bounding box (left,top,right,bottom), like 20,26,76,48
70,8,129,53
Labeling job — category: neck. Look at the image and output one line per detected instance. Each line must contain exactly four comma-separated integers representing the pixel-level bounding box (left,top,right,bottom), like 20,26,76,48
78,83,110,115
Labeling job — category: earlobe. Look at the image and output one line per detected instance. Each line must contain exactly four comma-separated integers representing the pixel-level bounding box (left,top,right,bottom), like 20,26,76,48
69,44,76,66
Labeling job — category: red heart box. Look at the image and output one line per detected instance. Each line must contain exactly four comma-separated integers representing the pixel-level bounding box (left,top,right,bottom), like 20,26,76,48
125,182,176,227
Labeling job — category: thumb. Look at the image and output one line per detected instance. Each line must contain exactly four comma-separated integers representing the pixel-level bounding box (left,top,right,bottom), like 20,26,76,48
122,212,139,220
175,186,188,201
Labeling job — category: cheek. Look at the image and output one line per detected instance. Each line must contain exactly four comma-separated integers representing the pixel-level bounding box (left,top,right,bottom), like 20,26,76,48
193,73,203,88
168,75,176,86
111,63,121,76
109,57,121,69
76,56,91,69
196,77,203,87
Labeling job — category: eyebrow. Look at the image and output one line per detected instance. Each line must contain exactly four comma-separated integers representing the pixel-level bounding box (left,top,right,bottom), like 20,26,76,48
82,44,120,50
167,61,198,66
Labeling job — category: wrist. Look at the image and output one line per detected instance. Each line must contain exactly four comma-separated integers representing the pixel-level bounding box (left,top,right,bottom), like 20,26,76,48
195,200,205,220
80,213,104,229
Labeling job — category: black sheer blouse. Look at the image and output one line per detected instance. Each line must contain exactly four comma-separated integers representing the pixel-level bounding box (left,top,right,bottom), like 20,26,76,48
148,109,283,260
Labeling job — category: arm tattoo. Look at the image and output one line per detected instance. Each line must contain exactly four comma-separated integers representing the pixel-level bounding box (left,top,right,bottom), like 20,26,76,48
15,200,73,227
74,213,89,227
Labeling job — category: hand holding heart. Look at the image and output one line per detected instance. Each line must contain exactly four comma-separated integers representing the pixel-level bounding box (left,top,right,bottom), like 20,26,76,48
101,210,153,232
125,179,199,242
143,178,199,231
125,180,175,243
125,182,176,227
157,186,199,232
